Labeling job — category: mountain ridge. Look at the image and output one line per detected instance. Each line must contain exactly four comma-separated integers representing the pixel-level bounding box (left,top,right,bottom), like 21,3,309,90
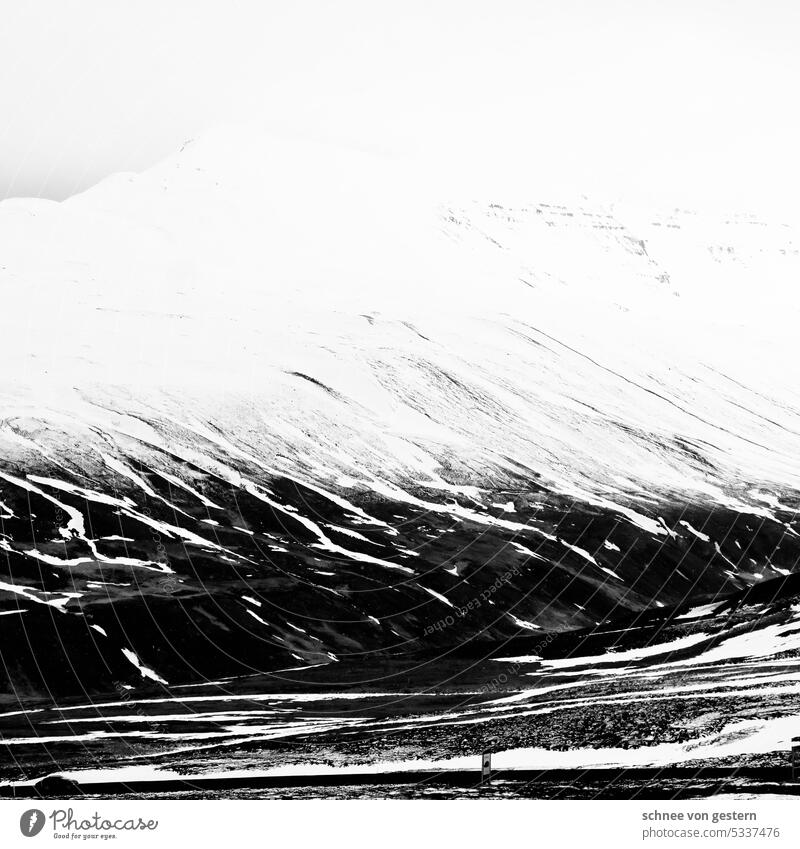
2,127,799,697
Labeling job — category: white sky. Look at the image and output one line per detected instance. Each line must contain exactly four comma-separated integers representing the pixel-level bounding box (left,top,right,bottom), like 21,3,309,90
1,0,799,211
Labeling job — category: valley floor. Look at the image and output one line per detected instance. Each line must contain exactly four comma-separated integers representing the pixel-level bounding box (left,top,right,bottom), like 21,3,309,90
2,594,800,799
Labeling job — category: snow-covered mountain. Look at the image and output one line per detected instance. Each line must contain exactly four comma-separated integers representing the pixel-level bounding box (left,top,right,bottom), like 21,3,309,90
2,127,800,697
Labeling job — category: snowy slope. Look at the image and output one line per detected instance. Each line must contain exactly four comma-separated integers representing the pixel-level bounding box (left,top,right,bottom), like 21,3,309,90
1,127,800,695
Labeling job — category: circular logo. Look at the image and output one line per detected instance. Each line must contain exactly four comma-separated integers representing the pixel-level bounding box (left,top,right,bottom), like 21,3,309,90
19,810,45,838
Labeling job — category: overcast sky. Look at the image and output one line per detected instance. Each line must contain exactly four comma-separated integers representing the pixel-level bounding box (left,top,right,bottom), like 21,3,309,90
2,1,799,212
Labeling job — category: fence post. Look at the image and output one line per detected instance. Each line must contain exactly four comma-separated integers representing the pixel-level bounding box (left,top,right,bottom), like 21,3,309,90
481,736,500,786
481,751,492,784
